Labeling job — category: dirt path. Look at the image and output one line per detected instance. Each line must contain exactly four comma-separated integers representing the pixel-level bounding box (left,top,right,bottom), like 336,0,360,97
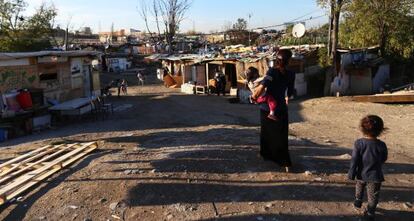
0,82,413,221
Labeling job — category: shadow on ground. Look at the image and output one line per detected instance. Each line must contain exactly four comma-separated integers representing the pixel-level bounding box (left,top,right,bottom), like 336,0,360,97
198,210,414,221
1,89,305,148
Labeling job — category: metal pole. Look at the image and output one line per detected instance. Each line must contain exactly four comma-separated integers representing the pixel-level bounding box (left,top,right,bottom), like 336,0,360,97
248,14,252,46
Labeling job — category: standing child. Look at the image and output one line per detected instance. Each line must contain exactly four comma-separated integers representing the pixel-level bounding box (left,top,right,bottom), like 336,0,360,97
246,67,278,121
137,71,145,86
121,79,128,95
348,115,388,221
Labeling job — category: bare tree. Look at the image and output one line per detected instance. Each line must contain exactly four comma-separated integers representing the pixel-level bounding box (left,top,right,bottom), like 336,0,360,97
158,0,192,51
138,0,192,52
151,0,162,37
138,0,155,41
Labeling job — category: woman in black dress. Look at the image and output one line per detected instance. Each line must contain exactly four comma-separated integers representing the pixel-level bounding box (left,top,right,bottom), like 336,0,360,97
252,49,295,172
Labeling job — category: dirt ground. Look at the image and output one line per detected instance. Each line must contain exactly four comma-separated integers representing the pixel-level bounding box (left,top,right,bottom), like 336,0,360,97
0,73,413,221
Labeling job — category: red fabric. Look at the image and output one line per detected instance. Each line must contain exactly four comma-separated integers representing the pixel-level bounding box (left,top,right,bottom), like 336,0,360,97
17,91,33,109
257,94,277,112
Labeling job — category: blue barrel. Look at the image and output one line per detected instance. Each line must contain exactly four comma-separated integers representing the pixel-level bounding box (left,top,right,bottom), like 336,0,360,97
0,129,7,142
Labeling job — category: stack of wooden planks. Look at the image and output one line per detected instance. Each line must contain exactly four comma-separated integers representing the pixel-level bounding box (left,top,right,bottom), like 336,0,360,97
0,142,98,206
348,91,414,103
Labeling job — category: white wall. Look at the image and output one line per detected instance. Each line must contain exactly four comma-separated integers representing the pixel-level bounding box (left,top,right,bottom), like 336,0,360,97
0,58,30,67
71,58,84,89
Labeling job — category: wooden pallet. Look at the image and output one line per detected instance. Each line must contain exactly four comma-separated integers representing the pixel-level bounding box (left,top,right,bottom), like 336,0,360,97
348,93,414,103
0,142,98,205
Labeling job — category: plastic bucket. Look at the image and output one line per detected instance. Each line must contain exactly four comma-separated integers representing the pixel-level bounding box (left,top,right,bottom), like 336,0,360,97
17,90,33,110
0,129,7,142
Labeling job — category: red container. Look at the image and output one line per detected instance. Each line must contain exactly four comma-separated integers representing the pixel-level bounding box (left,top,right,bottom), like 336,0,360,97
17,90,33,110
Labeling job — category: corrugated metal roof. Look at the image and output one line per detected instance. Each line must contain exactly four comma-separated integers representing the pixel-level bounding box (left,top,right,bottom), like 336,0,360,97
0,51,101,60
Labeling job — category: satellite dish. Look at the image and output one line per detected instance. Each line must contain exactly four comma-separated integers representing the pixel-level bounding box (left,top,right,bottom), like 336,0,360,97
292,23,306,38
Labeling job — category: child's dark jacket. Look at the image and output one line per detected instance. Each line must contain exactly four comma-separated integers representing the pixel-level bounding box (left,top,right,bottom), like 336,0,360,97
348,138,388,182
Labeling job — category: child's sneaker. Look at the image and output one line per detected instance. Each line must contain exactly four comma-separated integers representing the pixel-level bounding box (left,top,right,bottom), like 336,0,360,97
354,199,362,208
267,114,279,121
363,209,375,221
364,213,375,221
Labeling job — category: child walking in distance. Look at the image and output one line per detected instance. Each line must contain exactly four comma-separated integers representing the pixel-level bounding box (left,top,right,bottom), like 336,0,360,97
246,67,278,121
348,115,388,221
121,79,128,95
137,71,145,86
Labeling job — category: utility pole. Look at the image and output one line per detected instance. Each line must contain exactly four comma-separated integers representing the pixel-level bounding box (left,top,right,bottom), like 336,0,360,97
110,22,114,45
64,27,69,51
248,13,252,46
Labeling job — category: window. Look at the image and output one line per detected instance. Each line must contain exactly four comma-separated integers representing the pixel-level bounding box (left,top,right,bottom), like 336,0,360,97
39,73,58,81
38,64,58,81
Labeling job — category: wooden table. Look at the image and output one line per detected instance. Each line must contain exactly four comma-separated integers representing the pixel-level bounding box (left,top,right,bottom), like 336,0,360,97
49,98,94,116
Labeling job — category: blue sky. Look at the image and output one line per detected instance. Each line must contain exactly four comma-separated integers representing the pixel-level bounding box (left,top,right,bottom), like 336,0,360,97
27,0,328,33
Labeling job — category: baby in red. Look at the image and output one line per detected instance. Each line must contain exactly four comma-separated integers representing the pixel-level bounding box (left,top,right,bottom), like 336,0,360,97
247,71,278,121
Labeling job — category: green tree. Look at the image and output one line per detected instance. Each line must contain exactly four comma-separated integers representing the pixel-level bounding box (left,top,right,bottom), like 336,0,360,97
317,0,350,59
340,0,414,58
0,0,57,52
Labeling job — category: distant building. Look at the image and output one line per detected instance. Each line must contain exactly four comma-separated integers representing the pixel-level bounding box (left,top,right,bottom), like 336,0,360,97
105,53,132,72
79,27,93,35
204,33,225,44
99,29,127,44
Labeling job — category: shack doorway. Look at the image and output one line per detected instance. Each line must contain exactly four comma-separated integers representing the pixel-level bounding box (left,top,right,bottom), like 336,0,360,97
225,63,237,88
207,64,220,79
83,65,93,97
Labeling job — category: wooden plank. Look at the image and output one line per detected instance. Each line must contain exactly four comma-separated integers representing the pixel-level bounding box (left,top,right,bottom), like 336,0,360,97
61,143,98,168
3,165,61,204
0,145,53,171
348,94,414,103
10,162,50,169
3,143,97,203
0,142,97,202
0,144,66,177
0,144,80,185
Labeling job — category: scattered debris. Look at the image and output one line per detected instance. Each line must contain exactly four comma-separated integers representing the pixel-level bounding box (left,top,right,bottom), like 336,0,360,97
124,170,133,175
324,139,333,144
68,205,79,210
403,202,413,209
304,171,313,176
338,154,352,160
189,207,197,211
111,214,121,220
212,202,219,216
109,202,119,211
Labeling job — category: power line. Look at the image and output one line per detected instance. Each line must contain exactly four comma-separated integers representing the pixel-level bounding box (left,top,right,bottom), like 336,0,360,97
289,9,324,22
254,15,327,30
208,13,327,35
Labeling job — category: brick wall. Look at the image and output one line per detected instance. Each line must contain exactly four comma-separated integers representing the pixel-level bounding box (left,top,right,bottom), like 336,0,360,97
0,65,39,93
